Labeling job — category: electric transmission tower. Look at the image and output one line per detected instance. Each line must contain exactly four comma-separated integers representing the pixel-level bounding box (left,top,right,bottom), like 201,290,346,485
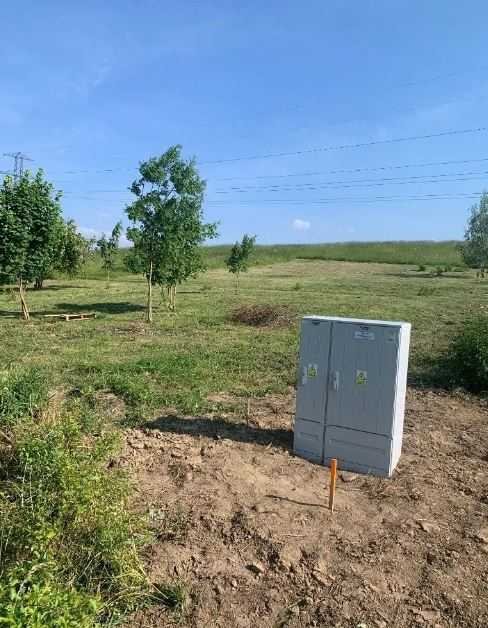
3,151,33,182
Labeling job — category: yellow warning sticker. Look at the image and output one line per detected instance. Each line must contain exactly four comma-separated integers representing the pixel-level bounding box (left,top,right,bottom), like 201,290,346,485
356,369,368,385
307,364,318,378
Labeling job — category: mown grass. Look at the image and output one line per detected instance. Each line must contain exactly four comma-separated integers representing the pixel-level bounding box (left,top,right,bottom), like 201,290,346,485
1,258,483,416
79,240,465,280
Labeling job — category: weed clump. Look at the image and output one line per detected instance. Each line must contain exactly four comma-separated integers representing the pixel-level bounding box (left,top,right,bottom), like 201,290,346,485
0,368,48,426
229,304,295,328
153,582,187,613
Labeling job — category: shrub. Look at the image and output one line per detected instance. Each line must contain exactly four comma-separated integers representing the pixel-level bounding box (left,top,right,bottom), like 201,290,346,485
445,315,488,392
416,264,426,272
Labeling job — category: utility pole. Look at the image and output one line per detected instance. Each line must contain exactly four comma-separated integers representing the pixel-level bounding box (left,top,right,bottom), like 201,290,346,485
3,152,33,182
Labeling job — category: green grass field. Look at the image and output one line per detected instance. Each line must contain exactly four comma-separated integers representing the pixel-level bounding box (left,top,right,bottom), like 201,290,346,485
81,240,465,280
202,240,465,268
1,253,482,420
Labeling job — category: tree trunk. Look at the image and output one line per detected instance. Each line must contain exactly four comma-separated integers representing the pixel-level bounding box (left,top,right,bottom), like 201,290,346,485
235,272,239,294
34,277,43,290
19,278,30,320
146,262,153,323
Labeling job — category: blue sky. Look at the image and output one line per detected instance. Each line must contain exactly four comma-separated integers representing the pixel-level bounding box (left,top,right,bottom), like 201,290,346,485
1,0,487,244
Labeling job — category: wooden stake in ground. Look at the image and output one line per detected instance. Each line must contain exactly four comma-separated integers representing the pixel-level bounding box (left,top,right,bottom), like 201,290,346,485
329,458,338,511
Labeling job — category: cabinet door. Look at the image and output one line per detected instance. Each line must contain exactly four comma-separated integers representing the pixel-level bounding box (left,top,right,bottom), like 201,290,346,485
325,323,399,436
295,319,332,423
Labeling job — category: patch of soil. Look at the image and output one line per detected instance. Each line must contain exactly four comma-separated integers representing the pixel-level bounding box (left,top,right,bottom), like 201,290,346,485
93,390,127,421
229,304,296,328
122,389,488,627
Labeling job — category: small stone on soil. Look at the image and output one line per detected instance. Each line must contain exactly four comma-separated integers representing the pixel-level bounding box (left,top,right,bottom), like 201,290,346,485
246,561,265,575
417,520,440,534
340,471,358,483
475,527,488,543
312,570,328,586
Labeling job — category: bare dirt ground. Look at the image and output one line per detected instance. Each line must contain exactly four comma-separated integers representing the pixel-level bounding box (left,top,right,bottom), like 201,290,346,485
123,389,488,628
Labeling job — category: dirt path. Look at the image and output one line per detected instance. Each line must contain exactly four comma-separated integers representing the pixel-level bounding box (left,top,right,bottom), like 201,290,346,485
123,389,488,627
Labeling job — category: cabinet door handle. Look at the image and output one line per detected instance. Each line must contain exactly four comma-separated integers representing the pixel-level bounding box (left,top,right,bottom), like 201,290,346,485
332,371,340,391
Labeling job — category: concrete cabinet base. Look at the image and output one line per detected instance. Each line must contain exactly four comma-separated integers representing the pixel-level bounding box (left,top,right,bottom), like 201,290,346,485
294,316,411,477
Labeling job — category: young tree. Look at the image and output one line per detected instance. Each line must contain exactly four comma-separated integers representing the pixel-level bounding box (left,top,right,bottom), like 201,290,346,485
462,191,488,278
225,234,257,291
0,171,63,319
97,221,123,282
125,145,218,321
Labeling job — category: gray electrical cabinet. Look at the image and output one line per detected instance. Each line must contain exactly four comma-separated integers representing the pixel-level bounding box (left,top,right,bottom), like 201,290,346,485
294,316,411,477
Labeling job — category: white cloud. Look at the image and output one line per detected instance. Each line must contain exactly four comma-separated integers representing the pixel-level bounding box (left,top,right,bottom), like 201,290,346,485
292,218,311,231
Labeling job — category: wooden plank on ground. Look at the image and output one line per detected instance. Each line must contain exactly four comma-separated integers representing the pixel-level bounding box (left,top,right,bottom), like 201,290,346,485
43,313,96,321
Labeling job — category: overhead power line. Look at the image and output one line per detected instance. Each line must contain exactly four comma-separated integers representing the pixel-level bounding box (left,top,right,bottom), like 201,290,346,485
213,156,488,182
42,126,488,178
206,191,483,205
62,168,488,198
200,126,488,165
214,169,488,194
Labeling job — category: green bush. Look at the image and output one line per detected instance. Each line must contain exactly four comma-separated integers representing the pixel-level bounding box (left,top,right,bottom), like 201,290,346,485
445,315,488,392
0,367,149,625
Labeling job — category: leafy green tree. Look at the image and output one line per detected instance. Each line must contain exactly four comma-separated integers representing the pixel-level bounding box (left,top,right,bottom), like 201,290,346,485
58,220,94,278
462,192,488,278
225,234,257,291
33,216,66,289
0,171,63,319
125,145,218,320
97,221,123,282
